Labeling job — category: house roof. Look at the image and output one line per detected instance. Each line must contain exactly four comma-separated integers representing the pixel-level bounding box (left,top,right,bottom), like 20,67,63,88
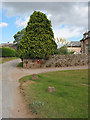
67,41,81,47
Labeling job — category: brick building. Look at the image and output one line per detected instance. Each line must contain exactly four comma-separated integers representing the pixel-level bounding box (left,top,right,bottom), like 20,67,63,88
67,41,81,54
80,31,90,54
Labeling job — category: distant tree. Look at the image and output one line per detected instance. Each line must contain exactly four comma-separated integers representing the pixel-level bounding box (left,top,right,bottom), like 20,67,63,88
18,11,57,59
13,28,25,44
58,45,68,54
56,37,69,48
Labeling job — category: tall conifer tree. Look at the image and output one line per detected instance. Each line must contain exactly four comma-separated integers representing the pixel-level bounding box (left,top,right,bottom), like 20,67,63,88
18,11,57,59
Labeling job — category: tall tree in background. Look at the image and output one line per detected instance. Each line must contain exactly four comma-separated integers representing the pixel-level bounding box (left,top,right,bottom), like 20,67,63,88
56,37,69,48
18,11,57,59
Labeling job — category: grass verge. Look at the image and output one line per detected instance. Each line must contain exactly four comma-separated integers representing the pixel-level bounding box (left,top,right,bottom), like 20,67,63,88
17,62,23,67
0,57,19,64
19,69,88,118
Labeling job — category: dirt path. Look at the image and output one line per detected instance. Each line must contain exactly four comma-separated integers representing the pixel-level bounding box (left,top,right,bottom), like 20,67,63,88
2,59,35,118
1,59,88,118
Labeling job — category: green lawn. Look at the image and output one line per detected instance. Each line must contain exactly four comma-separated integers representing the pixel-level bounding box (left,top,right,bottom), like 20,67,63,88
19,69,88,118
0,57,19,64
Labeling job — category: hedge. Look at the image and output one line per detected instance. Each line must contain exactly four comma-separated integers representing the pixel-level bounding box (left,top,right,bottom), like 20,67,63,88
0,47,16,57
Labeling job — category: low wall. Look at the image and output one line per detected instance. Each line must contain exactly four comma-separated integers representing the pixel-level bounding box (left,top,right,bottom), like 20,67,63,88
23,59,45,68
23,54,88,69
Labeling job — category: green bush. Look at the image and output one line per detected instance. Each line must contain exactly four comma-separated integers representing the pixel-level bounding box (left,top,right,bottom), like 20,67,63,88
17,62,23,67
69,51,74,54
1,47,16,57
58,46,68,55
54,49,59,54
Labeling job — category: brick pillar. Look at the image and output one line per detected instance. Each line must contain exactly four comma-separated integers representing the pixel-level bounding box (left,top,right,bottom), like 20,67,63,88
83,40,85,53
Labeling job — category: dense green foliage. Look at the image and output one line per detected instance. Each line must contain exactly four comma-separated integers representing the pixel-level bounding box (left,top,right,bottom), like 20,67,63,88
19,69,88,118
59,45,68,54
54,45,68,55
69,51,74,54
1,47,16,57
13,29,25,44
18,11,57,59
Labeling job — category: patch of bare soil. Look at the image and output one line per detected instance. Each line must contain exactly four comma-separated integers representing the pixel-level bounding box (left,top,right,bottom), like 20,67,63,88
17,81,36,118
8,87,35,118
19,81,35,95
81,84,90,87
11,68,36,118
22,81,35,86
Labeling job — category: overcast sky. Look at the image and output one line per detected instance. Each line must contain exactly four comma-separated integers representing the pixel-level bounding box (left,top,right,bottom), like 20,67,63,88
0,1,89,44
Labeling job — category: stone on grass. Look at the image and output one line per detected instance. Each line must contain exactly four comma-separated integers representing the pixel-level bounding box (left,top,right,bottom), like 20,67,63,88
32,74,38,80
46,87,56,92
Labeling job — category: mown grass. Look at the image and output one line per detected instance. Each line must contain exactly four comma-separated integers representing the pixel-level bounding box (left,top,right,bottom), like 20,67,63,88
19,69,88,118
0,57,19,64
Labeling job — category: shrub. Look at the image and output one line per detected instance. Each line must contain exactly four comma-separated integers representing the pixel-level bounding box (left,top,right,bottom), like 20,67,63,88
58,46,68,55
54,49,59,54
69,51,74,54
1,47,16,57
17,62,23,67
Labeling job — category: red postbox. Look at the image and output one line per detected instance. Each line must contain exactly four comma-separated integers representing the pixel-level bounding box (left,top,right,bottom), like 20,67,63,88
37,60,39,64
